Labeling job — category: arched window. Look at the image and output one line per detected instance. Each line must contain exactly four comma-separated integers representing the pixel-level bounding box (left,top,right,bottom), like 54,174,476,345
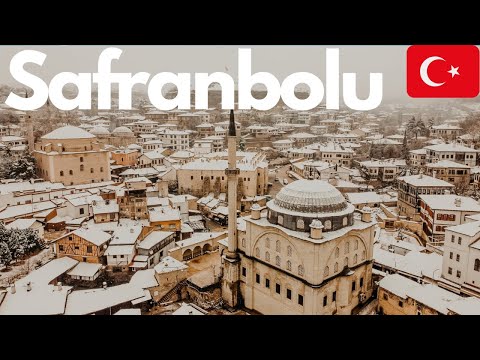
241,238,246,248
278,215,284,225
354,239,359,250
80,165,84,171
298,265,305,276
69,170,73,175
276,256,281,266
265,252,270,262
475,259,480,272
287,245,292,257
362,250,366,261
345,241,350,254
265,238,270,249
343,217,348,226
344,257,348,267
335,247,339,258
255,247,260,258
60,171,64,177
276,240,281,252
90,168,94,173
297,219,304,230
287,260,292,271
324,266,329,277
80,157,84,162
334,262,338,272
353,254,358,264
100,167,104,172
324,220,332,230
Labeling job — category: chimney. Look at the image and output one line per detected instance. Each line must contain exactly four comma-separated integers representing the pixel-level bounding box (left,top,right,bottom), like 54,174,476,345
57,282,62,291
251,204,261,220
26,282,32,292
455,197,462,207
310,220,324,239
360,206,373,223
82,222,88,230
103,282,107,289
419,173,423,179
9,284,16,294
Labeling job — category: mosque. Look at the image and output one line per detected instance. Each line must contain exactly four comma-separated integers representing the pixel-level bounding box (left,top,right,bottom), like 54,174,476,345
221,111,376,315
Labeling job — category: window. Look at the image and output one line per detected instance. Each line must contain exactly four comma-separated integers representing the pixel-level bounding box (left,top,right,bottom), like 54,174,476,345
100,167,104,172
276,240,281,252
352,280,356,292
190,176,193,180
296,219,304,230
265,252,270,262
60,171,64,176
324,220,332,230
457,270,461,278
287,260,292,271
345,242,350,254
474,259,480,272
113,255,117,259
265,238,270,248
334,262,338,272
344,257,348,267
287,245,292,257
448,267,452,275
255,247,260,258
120,255,125,259
68,236,73,241
265,278,270,288
80,157,84,162
287,289,292,300
276,283,281,294
383,293,388,301
79,208,85,215
354,239,359,250
360,277,364,287
276,256,281,266
278,215,284,225
458,237,462,245
298,294,304,306
335,247,339,258
398,300,404,308
456,254,460,262
74,246,79,250
59,245,64,252
90,168,94,173
449,252,453,260
86,245,92,253
242,267,246,277
323,295,328,307
451,235,455,243
324,266,329,277
256,273,260,284
298,265,304,276
362,250,366,261
241,238,246,248
353,254,358,264
149,258,154,266
69,170,73,175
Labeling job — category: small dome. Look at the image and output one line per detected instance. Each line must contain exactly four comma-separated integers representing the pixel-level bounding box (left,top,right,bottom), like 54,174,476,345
310,219,324,229
112,126,134,136
251,204,261,211
89,126,110,136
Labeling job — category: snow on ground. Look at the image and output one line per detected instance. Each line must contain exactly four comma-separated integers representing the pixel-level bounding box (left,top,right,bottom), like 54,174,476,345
0,248,54,288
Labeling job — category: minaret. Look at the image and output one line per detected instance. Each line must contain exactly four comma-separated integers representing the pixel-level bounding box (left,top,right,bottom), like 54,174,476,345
221,109,241,308
25,90,35,153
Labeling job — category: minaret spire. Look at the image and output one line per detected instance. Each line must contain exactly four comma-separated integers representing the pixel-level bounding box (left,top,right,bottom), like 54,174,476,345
222,109,242,308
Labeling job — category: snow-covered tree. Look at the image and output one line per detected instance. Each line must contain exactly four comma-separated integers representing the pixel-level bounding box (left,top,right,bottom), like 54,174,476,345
5,151,37,180
0,242,12,267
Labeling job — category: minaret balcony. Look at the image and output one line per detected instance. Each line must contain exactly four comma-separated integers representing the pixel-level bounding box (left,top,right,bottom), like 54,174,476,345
225,168,240,175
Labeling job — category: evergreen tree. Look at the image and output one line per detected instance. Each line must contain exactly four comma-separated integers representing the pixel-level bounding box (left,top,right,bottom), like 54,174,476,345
402,130,409,161
5,151,37,180
0,242,12,267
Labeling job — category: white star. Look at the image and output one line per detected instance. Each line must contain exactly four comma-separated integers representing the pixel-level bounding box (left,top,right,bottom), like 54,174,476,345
447,65,460,78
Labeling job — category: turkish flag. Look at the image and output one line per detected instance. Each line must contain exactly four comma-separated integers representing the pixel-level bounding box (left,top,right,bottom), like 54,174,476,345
407,45,479,98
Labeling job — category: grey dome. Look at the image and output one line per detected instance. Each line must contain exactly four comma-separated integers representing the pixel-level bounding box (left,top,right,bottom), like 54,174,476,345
273,180,348,214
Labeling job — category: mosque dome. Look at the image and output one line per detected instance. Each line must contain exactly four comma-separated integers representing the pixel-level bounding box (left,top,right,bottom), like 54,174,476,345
112,126,134,137
266,180,354,233
89,126,110,136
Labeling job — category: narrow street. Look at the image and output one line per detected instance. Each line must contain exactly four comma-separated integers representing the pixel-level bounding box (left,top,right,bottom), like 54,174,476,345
268,164,294,197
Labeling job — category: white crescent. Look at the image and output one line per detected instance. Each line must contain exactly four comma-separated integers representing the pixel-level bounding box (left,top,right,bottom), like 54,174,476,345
420,56,445,87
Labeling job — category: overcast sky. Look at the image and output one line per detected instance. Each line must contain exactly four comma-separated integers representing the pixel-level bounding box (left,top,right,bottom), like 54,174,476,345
0,45,423,103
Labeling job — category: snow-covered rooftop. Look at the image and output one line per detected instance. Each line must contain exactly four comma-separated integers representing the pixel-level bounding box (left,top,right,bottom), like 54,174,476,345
5,218,40,230
137,231,174,250
154,256,188,274
419,194,480,212
67,262,102,278
397,174,454,187
71,228,111,246
16,256,79,287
